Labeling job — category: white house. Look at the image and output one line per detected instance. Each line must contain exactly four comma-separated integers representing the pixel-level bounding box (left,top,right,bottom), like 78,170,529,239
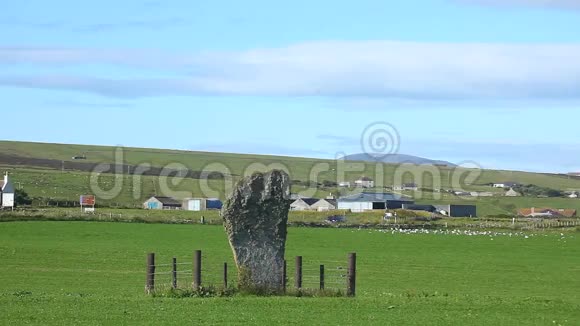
393,183,419,191
505,188,521,197
569,192,579,199
310,199,337,212
470,192,494,197
518,207,576,218
290,198,319,211
354,177,374,188
0,173,15,209
493,182,519,188
338,182,351,188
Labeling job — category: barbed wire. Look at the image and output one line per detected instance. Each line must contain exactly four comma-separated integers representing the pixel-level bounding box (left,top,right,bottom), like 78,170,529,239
301,267,346,272
147,256,351,291
303,261,348,264
151,271,174,275
155,262,192,267
302,280,346,286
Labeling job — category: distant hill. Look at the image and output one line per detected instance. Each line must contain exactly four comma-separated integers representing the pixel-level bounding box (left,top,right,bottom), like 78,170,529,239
342,153,456,167
4,140,580,215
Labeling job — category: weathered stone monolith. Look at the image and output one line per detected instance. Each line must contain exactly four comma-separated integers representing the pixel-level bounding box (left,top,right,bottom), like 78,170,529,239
221,170,290,292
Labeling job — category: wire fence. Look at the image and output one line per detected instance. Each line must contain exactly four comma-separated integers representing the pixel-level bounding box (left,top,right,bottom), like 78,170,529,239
145,251,357,296
290,260,349,290
146,258,194,292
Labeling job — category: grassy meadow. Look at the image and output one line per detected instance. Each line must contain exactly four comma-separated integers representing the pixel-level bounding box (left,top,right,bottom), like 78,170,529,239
2,140,580,217
0,221,578,325
5,166,580,216
2,207,580,232
2,140,580,192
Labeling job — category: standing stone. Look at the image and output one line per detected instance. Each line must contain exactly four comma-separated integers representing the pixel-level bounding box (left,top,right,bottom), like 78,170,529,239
222,170,291,292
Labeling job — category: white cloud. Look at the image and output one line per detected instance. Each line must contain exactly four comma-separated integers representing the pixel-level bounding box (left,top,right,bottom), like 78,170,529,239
1,41,580,100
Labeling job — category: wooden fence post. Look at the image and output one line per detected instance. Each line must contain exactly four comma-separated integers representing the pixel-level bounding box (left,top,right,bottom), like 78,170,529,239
146,253,155,294
193,250,202,289
295,256,303,289
172,257,178,289
347,253,357,297
320,265,325,290
223,263,228,289
282,260,287,291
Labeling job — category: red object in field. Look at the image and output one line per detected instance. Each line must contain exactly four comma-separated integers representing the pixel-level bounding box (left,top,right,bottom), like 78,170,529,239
80,195,96,206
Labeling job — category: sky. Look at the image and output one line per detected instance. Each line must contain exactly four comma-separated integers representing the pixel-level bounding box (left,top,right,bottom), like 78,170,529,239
1,0,579,173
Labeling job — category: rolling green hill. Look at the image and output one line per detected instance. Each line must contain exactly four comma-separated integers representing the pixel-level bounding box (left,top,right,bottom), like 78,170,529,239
1,140,579,216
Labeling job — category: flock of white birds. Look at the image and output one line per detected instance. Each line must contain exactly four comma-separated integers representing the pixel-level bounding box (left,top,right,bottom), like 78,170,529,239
370,228,574,241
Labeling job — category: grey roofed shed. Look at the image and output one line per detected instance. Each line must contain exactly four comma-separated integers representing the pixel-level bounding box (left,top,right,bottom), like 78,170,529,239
153,196,182,207
402,204,436,212
435,204,477,217
338,192,414,212
301,198,321,206
338,192,407,202
325,199,337,207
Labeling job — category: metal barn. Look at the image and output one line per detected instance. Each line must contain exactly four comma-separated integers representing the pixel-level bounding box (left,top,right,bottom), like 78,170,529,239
337,193,414,213
183,198,223,211
435,204,477,217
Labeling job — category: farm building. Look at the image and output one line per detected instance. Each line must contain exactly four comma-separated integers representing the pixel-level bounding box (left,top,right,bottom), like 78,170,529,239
435,204,477,217
354,177,374,188
338,182,351,188
518,208,576,218
470,192,494,197
182,198,223,211
0,173,15,209
338,192,414,212
493,182,519,188
310,198,337,211
143,196,182,210
394,183,419,191
290,198,320,211
401,204,436,212
505,188,521,197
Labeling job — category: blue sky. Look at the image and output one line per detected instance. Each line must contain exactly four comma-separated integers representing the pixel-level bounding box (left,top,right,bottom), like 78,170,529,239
1,0,580,173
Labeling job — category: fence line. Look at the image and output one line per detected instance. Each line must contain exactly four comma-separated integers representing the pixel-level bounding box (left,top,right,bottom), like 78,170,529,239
145,251,357,296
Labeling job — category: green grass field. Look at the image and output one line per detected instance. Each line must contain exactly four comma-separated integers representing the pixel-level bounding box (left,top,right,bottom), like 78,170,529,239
2,207,580,232
6,166,580,216
0,221,578,325
3,140,580,191
2,140,580,216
